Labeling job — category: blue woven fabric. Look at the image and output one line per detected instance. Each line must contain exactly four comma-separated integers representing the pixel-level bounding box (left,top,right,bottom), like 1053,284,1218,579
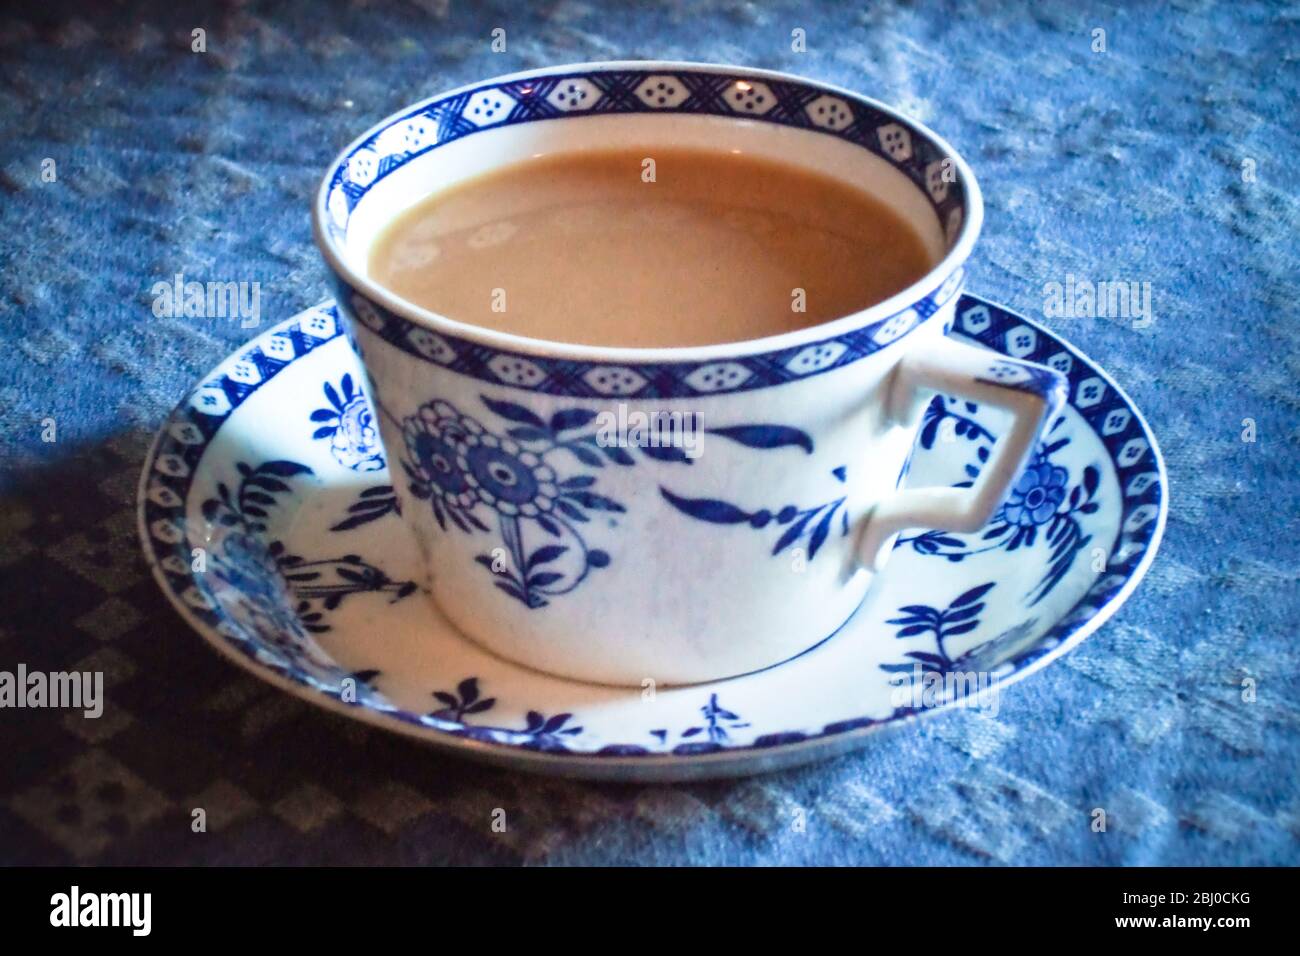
1,0,1296,865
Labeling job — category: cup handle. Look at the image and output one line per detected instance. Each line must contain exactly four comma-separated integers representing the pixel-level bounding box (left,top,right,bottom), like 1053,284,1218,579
856,336,1069,570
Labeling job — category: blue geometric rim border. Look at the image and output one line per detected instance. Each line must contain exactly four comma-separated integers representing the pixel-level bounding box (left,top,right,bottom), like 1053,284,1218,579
324,65,968,243
338,272,962,400
324,64,972,399
138,295,1166,769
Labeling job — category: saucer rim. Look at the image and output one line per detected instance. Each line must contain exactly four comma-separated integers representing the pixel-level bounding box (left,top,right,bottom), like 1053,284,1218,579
136,295,1167,781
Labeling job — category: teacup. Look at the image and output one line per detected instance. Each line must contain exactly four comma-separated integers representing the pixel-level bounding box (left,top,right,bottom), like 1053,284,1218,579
313,61,1067,687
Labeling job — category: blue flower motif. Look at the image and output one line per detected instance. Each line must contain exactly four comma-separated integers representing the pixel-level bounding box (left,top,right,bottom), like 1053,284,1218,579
209,534,327,672
1003,460,1067,527
456,431,558,518
202,459,416,644
894,415,1101,606
215,532,291,612
311,375,384,472
333,396,382,471
402,402,478,512
395,394,818,608
398,396,629,608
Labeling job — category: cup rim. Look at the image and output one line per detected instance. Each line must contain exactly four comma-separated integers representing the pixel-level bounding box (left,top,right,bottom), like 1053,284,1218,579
312,59,984,363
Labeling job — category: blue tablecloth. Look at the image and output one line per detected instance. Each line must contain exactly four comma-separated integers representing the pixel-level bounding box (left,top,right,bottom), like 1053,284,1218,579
1,0,1296,865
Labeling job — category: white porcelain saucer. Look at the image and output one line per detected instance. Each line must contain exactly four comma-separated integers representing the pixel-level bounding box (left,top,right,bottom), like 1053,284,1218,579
137,294,1166,781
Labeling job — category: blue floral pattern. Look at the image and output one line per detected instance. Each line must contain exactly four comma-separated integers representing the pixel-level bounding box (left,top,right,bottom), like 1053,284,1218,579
652,694,751,750
138,296,1165,773
330,485,401,532
880,582,996,677
396,395,632,608
895,409,1101,605
661,466,850,561
201,458,417,640
655,423,852,562
393,394,827,606
429,677,496,722
879,584,1055,709
310,374,384,472
424,675,757,754
918,395,995,461
427,675,586,750
1004,460,1069,527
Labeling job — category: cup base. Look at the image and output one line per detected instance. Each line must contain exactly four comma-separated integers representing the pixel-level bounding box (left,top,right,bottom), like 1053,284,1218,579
427,586,871,690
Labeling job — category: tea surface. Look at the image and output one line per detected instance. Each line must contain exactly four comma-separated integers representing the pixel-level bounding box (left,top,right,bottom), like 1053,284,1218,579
369,147,933,347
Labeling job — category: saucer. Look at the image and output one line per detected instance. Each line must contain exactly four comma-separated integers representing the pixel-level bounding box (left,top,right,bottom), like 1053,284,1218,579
137,294,1166,781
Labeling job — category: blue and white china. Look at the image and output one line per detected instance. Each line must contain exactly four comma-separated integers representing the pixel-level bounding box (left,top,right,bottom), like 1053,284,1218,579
313,62,1070,685
137,294,1166,782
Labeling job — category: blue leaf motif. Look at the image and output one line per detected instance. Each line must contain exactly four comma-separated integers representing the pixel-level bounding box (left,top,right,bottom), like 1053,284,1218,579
639,444,693,464
543,713,575,734
707,424,814,454
399,393,847,608
772,511,815,554
807,508,837,559
880,581,997,677
526,545,568,570
660,488,752,524
480,395,545,427
951,582,996,608
507,426,551,442
550,408,599,432
258,460,313,477
944,604,984,623
601,445,636,465
555,500,588,522
457,678,479,703
565,491,625,513
567,443,605,467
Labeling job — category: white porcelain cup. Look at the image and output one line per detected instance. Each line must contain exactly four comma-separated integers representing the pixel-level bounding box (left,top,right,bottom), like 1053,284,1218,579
314,61,1067,687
